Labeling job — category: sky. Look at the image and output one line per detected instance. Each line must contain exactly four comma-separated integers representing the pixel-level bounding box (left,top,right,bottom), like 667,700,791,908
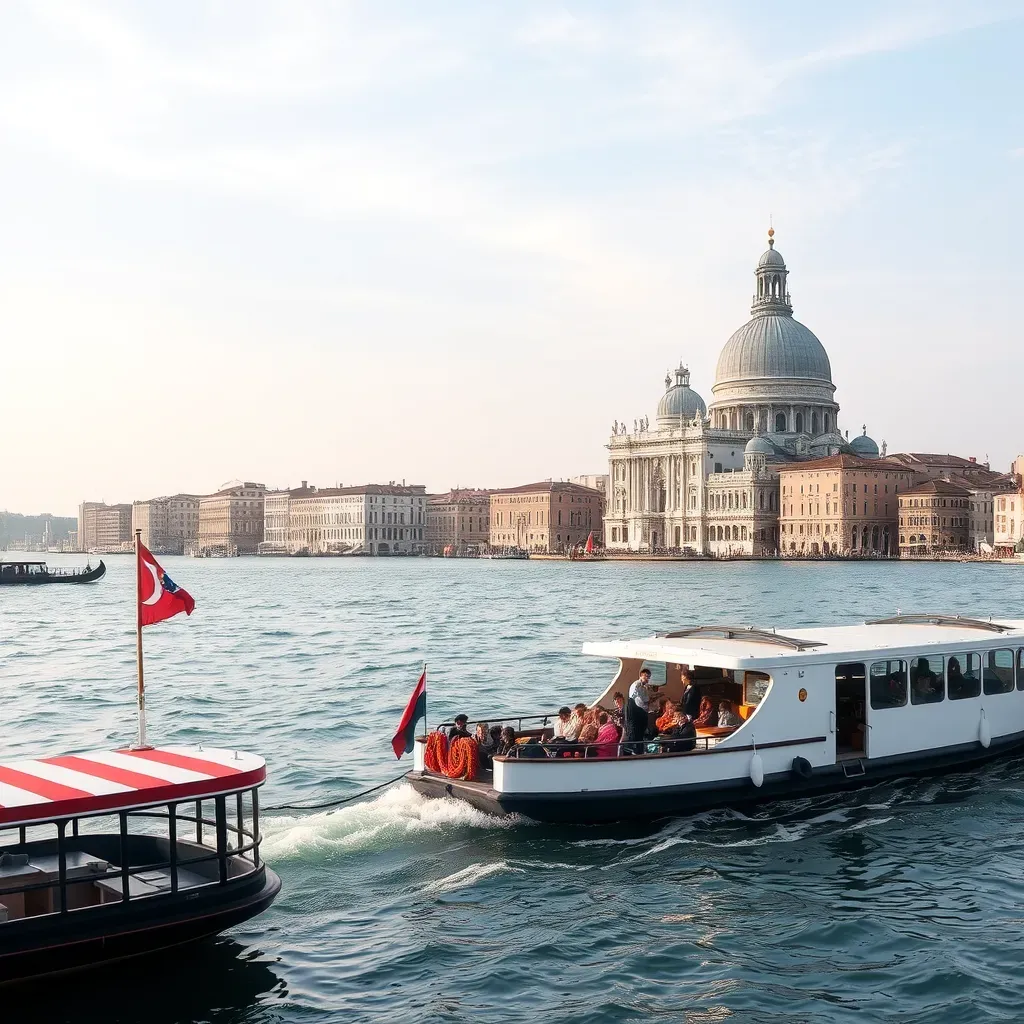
1,1,1022,516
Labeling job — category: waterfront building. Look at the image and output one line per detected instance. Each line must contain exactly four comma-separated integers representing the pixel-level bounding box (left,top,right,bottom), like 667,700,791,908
426,489,491,555
967,487,996,553
778,455,913,557
606,230,872,555
490,481,604,553
994,489,1024,555
77,501,132,552
132,494,202,554
898,480,970,555
195,482,266,556
570,475,610,504
259,483,427,555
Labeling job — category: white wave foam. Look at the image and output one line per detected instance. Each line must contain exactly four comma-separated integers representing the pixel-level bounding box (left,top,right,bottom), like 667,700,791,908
261,783,521,860
420,860,523,894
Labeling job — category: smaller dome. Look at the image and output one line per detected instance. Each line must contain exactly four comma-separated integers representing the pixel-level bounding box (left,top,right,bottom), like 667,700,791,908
745,436,775,456
657,364,706,425
757,245,786,268
850,430,879,458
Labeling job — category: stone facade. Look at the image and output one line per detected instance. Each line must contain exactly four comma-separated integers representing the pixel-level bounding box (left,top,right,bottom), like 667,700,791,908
704,449,781,556
994,489,1024,554
78,501,132,552
490,481,604,553
968,488,996,553
260,483,426,555
426,489,491,555
133,494,202,554
898,480,971,555
779,456,913,556
196,482,266,556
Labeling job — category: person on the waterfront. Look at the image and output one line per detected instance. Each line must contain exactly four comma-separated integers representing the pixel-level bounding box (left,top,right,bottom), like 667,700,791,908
447,714,471,742
718,700,742,727
625,668,656,753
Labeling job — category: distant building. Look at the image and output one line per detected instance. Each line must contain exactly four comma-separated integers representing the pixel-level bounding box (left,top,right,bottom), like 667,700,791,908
133,494,202,554
779,455,913,557
78,501,132,552
570,475,610,503
196,482,266,556
426,489,491,555
967,487,997,553
490,481,604,553
704,440,781,557
994,489,1024,555
898,480,971,556
259,483,427,555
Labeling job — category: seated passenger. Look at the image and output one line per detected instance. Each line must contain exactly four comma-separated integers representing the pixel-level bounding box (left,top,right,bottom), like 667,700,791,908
609,692,625,727
551,706,573,739
912,658,941,703
447,714,471,741
489,725,502,749
947,657,966,698
495,726,517,756
594,712,621,758
693,696,717,728
565,703,587,741
717,700,742,727
656,700,678,733
475,722,494,752
660,713,697,753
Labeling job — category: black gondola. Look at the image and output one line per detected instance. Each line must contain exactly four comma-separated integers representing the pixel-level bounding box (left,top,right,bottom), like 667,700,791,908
0,560,106,585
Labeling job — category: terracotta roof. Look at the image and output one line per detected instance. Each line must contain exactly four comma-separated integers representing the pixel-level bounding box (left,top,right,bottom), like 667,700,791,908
777,455,912,473
428,489,493,504
889,453,981,468
902,479,971,497
491,480,604,496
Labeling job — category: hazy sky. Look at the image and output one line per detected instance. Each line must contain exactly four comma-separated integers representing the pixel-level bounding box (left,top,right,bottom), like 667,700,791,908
2,1,1022,515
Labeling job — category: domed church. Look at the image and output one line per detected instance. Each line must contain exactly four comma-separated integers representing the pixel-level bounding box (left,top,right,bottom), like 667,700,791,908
605,229,878,554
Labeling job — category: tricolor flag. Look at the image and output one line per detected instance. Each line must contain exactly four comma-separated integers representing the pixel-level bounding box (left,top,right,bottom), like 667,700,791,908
138,543,195,627
391,668,426,759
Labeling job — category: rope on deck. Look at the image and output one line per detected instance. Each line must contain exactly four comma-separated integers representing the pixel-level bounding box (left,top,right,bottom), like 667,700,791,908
264,770,411,812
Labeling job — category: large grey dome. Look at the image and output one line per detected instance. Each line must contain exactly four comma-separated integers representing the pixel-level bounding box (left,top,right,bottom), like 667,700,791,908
745,435,775,455
657,364,706,425
757,246,786,268
715,315,832,385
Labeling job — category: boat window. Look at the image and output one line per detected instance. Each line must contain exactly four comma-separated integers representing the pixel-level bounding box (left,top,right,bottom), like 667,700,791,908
869,660,907,709
910,656,944,705
640,661,666,687
947,653,981,700
984,649,1015,695
743,672,770,705
1019,649,1024,691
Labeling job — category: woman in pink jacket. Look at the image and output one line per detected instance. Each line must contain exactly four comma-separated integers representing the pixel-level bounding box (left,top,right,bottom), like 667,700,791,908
594,712,621,758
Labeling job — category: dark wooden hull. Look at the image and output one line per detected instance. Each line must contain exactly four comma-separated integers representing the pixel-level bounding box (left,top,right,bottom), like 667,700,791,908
0,560,105,585
0,865,280,985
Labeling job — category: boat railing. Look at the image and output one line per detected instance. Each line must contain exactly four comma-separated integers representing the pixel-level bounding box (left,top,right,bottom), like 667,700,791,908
0,787,263,921
436,712,556,733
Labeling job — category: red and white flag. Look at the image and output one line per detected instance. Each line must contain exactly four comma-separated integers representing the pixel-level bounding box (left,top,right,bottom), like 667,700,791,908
138,543,195,626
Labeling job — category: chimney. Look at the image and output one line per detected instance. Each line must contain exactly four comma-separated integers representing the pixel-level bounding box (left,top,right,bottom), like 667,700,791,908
968,458,976,464
301,480,308,488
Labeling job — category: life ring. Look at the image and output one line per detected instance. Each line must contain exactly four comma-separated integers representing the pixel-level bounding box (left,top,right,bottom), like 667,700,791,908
791,755,813,780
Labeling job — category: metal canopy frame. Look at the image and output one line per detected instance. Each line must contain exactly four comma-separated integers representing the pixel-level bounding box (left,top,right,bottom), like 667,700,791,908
656,625,826,651
865,613,1012,634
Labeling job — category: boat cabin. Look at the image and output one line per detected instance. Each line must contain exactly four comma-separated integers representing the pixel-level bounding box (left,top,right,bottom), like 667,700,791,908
0,562,48,578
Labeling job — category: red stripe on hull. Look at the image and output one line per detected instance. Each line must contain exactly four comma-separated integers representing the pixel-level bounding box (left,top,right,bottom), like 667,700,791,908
0,765,91,802
118,749,243,777
44,756,169,791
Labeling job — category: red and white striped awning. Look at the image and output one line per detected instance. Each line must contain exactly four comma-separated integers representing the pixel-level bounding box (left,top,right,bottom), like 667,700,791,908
0,746,266,826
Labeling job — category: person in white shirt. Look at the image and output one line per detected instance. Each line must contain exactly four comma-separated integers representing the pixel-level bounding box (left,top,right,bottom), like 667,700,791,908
625,668,656,753
718,701,742,728
551,706,573,740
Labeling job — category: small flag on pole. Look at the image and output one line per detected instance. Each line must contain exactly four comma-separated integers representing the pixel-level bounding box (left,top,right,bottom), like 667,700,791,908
138,543,195,626
392,668,427,759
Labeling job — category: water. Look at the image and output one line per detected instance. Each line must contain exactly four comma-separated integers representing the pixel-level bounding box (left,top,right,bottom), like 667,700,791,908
3,554,1024,1022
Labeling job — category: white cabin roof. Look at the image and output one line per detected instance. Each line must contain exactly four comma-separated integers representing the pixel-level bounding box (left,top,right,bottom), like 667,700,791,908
581,618,1024,671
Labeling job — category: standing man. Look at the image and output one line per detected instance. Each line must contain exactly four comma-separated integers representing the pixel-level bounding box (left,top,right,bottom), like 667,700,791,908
680,667,701,721
625,668,656,753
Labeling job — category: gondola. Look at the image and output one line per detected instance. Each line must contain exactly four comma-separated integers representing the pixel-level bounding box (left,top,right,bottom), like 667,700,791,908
0,560,106,585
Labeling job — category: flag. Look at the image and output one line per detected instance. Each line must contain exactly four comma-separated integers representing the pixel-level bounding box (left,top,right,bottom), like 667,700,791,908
585,532,594,555
138,542,195,627
391,668,426,759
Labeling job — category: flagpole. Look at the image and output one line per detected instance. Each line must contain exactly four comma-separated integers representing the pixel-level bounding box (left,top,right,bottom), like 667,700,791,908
422,662,427,739
134,528,148,750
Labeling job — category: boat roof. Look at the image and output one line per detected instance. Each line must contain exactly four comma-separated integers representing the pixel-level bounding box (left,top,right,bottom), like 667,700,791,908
0,746,265,827
0,561,46,566
582,617,1024,670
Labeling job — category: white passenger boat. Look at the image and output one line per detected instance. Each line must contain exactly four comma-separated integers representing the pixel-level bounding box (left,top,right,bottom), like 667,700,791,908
408,615,1024,823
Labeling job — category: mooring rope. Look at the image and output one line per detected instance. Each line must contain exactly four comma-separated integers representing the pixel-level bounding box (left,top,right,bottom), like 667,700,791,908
264,770,410,812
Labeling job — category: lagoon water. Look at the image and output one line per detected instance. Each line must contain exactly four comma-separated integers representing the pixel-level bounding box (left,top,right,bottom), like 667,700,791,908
4,554,1024,1022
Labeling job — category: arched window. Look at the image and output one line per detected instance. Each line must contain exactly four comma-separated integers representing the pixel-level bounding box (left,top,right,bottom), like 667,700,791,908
871,525,880,550
795,412,804,433
725,525,732,541
742,492,747,509
759,492,764,510
851,527,858,549
775,412,787,432
824,414,830,432
741,526,748,540
812,411,820,435
745,411,755,431
718,526,724,541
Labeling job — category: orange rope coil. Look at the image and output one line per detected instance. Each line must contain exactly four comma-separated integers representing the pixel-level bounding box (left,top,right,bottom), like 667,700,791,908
423,732,479,781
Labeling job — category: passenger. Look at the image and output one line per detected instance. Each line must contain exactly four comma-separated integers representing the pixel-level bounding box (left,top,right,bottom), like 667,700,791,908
717,700,742,727
495,726,517,757
625,668,655,754
681,674,701,720
489,725,502,749
565,703,587,741
607,692,626,728
595,712,621,758
551,706,573,740
912,658,941,702
947,657,965,699
660,712,697,753
694,696,716,728
577,713,600,755
447,714,471,742
475,722,494,752
656,700,678,733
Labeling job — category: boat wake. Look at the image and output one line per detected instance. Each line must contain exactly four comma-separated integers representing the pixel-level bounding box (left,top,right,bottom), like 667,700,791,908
420,860,523,894
261,783,521,860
